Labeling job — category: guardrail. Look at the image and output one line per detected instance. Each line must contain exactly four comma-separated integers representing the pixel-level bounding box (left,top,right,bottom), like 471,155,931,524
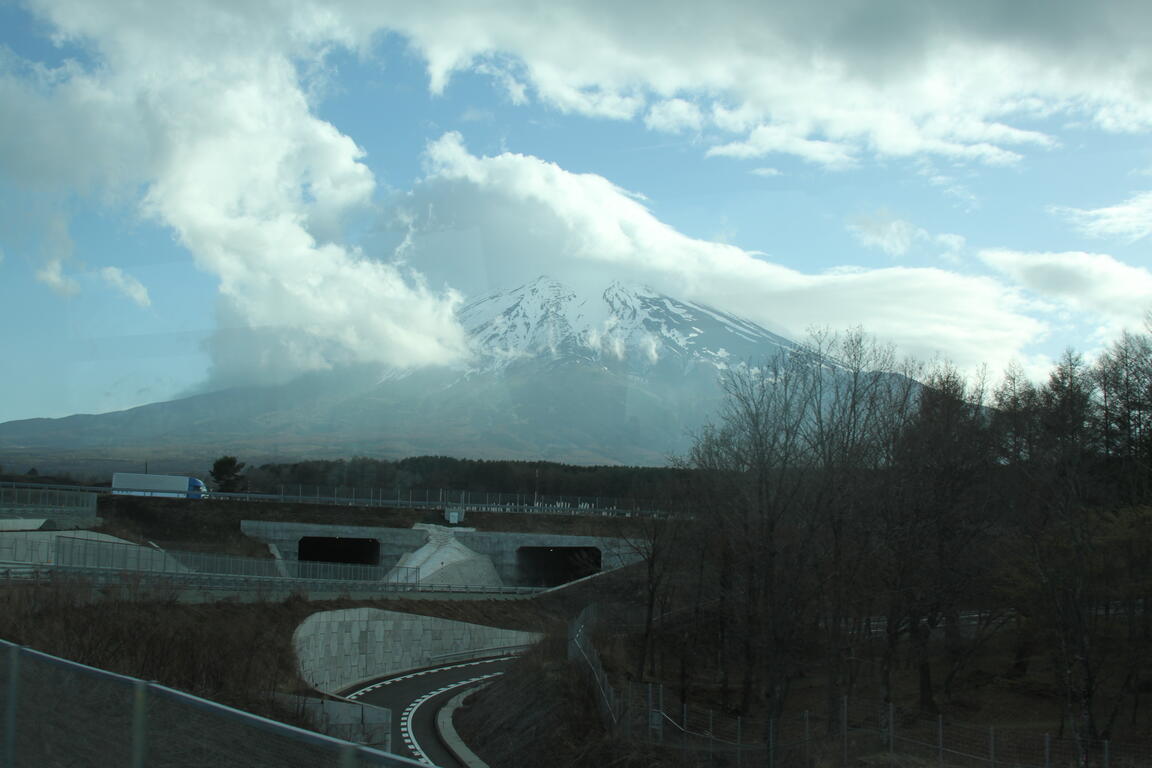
0,481,663,518
0,638,425,768
429,643,535,665
0,485,97,516
0,534,544,598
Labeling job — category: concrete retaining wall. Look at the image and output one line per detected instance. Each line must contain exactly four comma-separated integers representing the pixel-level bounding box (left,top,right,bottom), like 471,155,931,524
454,530,639,583
243,520,640,585
294,607,539,694
241,521,427,569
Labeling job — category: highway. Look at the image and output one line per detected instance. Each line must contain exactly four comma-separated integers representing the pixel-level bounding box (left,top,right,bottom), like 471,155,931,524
343,657,514,767
0,479,661,518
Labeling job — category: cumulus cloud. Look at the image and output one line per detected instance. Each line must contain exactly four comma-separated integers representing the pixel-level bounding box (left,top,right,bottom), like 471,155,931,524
7,0,1149,389
644,98,703,133
980,249,1152,333
5,0,468,386
350,0,1150,169
396,133,1043,374
99,266,151,308
1053,191,1152,242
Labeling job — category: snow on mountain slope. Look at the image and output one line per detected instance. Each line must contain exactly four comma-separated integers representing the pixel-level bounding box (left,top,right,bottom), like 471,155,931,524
457,276,797,374
0,277,811,467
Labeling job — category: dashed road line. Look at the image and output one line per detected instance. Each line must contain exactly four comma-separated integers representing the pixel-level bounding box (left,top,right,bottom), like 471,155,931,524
344,657,509,700
402,671,505,765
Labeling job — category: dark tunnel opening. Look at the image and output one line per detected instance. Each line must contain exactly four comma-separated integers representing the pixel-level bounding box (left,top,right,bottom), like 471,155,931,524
298,536,380,566
516,546,601,587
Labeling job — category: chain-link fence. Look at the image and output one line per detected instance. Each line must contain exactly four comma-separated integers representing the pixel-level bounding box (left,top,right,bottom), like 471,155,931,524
0,480,661,518
0,639,422,768
2,533,541,597
215,485,659,517
568,606,1152,767
0,485,97,519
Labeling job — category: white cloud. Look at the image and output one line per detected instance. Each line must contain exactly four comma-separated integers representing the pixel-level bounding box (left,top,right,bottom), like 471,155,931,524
8,0,1151,388
1053,191,1152,242
644,98,702,133
750,167,781,177
35,257,79,296
848,214,966,259
400,134,1043,375
980,249,1152,334
99,266,151,307
9,0,1152,198
849,216,920,257
708,124,857,169
342,0,1152,169
31,212,79,295
5,0,469,386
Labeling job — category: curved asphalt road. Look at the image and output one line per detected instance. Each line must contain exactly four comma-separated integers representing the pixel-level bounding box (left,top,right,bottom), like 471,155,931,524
342,657,513,767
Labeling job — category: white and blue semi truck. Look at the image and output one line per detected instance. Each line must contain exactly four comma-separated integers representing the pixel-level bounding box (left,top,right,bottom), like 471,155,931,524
112,473,208,499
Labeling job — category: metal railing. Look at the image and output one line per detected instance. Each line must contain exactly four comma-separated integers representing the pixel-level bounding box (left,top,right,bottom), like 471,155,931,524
0,485,97,517
0,481,661,517
0,638,424,768
0,534,544,598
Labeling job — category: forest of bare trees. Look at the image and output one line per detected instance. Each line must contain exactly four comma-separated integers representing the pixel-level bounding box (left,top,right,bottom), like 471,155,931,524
632,324,1152,754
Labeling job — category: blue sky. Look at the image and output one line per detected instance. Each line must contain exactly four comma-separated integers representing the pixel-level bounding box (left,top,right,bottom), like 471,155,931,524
2,0,1151,423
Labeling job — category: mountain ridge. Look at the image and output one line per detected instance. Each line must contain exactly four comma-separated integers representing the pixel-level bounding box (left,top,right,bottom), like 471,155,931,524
0,277,800,468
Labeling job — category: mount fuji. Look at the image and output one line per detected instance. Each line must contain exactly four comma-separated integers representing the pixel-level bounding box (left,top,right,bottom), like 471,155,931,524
0,277,802,468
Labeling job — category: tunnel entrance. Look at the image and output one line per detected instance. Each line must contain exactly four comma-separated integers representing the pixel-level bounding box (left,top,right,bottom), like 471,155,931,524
298,536,380,566
517,546,601,587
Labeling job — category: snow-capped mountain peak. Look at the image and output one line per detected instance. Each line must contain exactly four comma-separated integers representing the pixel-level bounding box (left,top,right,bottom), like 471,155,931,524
457,276,796,374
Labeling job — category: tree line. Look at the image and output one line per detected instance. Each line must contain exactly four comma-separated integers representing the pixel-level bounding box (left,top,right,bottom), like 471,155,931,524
240,454,685,502
632,325,1152,753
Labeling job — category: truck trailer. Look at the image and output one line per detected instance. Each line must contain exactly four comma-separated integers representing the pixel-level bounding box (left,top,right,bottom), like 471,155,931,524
112,473,208,499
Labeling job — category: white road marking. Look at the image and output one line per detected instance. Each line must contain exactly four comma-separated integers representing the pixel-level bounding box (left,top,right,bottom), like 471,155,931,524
402,671,505,765
344,657,509,700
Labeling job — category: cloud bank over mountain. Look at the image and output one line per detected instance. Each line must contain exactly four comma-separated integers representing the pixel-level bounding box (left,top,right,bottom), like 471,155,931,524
2,0,1151,402
400,132,1044,374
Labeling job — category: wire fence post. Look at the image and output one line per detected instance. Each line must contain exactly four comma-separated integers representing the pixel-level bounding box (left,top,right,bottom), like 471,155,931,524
4,646,18,768
804,710,811,767
736,715,743,768
1104,739,1110,768
646,683,652,743
989,726,996,767
131,680,148,768
709,709,715,761
768,717,775,768
938,714,944,767
1044,733,1051,768
888,701,895,757
842,695,849,767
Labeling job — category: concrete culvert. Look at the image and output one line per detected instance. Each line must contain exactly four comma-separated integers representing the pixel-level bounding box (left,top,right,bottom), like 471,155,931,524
516,546,601,587
297,536,380,566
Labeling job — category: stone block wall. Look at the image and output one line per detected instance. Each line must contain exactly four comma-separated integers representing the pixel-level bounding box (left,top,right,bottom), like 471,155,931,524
294,607,539,693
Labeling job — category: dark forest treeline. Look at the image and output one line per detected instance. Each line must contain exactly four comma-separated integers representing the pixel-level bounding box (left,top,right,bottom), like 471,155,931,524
243,455,687,502
631,326,1152,752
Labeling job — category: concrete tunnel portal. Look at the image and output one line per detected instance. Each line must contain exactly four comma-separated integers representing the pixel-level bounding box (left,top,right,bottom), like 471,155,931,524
516,546,601,587
298,536,380,566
